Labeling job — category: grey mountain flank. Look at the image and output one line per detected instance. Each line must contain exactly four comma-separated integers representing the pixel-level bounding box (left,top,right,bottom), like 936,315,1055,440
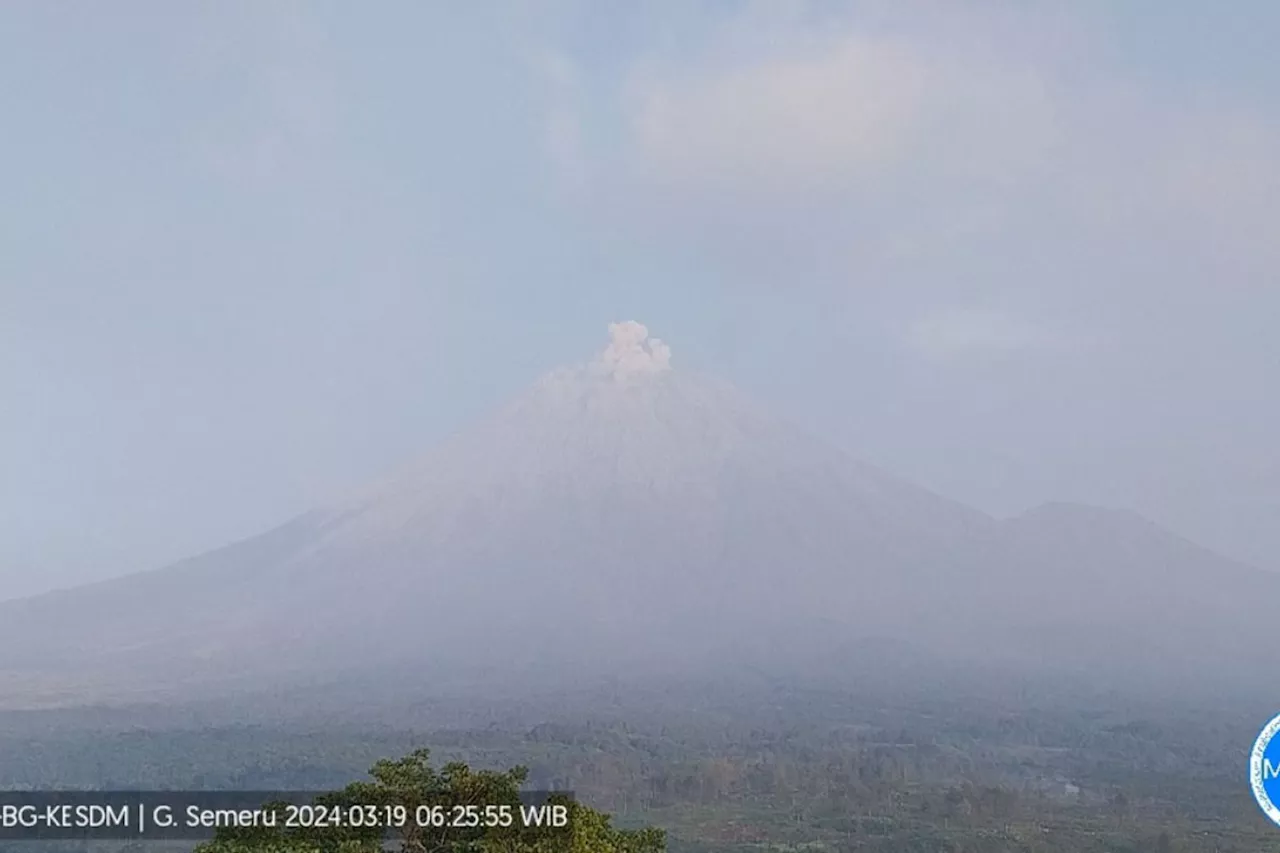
0,323,1271,707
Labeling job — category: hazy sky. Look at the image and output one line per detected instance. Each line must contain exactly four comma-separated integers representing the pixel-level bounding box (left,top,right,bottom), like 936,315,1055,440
4,1,1279,600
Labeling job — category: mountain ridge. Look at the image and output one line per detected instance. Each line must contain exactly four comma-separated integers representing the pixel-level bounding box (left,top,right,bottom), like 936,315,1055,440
1,322,1274,707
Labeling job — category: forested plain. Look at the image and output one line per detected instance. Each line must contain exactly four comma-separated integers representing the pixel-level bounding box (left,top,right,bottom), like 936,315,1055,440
1,671,1277,853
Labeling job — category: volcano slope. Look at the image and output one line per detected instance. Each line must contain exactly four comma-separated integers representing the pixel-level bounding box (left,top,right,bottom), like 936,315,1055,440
1,322,1274,708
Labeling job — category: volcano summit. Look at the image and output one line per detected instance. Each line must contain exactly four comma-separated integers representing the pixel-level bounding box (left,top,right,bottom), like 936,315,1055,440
0,323,1273,706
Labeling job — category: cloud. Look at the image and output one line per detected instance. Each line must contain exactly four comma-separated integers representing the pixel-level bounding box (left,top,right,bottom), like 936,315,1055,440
619,14,1058,201
595,321,672,376
904,308,1062,360
629,36,931,194
545,3,1280,297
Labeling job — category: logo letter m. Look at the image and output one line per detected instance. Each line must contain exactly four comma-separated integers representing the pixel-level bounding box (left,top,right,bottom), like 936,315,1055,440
1265,759,1280,780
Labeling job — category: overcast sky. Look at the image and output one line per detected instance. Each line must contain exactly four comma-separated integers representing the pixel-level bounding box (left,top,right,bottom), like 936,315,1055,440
4,1,1279,600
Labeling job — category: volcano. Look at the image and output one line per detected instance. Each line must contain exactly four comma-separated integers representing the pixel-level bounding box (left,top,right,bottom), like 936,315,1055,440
1,322,1274,706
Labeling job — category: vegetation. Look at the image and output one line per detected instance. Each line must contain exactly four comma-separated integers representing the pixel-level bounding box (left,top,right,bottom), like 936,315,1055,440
193,748,663,853
1,679,1277,853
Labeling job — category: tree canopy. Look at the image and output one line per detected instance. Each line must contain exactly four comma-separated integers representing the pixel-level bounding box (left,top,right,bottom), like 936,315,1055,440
193,748,665,853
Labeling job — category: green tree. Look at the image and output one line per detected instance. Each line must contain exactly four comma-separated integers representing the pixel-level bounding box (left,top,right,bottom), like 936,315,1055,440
194,748,664,853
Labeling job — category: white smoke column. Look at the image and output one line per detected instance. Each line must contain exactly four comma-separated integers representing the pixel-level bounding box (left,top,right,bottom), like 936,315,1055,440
596,321,673,376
